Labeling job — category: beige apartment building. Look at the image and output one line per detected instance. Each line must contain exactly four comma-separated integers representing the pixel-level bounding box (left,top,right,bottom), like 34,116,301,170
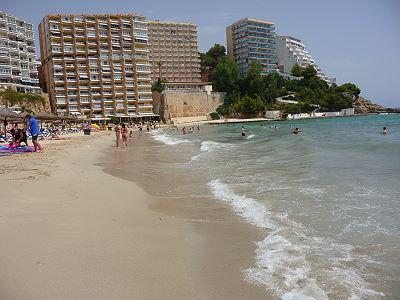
38,14,153,119
147,20,201,84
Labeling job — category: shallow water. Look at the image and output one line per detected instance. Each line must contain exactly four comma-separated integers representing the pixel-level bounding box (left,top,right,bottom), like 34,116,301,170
97,114,399,298
145,114,400,299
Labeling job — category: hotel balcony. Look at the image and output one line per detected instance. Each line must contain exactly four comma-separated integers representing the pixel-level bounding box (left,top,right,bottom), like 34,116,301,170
138,97,153,102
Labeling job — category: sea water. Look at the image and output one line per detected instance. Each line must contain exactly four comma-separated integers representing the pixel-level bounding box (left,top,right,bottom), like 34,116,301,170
149,114,400,299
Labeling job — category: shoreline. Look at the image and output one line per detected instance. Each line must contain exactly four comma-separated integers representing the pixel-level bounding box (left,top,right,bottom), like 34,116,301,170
171,112,384,127
0,132,272,299
99,135,273,299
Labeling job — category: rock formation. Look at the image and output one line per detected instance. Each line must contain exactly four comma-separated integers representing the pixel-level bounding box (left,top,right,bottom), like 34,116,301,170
353,97,387,114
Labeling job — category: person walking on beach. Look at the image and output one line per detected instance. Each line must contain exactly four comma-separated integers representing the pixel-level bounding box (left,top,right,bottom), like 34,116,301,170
27,114,42,152
121,123,128,147
114,122,121,148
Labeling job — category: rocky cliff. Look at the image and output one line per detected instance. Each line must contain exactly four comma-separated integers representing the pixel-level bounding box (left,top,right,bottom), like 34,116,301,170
0,89,50,114
353,97,387,114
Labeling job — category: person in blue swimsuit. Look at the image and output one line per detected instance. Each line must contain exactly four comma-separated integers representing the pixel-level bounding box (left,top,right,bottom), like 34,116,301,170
26,114,42,152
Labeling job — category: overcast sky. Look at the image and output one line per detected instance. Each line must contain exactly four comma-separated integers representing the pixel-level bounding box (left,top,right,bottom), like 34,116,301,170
2,0,399,107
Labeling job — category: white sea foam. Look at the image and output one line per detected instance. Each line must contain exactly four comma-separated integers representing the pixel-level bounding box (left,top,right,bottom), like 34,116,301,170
200,140,232,152
191,141,233,161
150,130,189,145
208,179,276,229
247,134,256,139
207,179,385,299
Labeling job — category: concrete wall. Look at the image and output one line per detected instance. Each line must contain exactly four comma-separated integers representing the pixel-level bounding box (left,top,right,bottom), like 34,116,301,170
160,91,224,123
264,110,281,119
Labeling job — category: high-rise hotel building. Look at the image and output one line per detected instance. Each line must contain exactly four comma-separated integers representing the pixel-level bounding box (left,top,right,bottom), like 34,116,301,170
0,11,41,93
147,20,201,83
226,18,277,75
38,14,153,119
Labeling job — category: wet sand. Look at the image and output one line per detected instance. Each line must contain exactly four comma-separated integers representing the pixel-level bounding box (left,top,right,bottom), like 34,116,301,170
0,132,272,299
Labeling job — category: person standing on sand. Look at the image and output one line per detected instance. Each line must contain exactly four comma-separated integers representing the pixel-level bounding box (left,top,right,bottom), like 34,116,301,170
121,123,128,147
114,122,121,148
27,114,42,152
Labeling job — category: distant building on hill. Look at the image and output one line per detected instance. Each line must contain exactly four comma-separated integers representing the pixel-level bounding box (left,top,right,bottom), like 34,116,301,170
226,18,277,75
0,11,41,94
276,35,335,84
147,20,201,84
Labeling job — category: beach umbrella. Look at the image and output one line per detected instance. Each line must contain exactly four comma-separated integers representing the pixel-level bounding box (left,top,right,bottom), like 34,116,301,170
35,112,60,121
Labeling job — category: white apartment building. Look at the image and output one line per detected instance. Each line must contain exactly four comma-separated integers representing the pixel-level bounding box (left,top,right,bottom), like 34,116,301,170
0,11,41,93
276,35,335,84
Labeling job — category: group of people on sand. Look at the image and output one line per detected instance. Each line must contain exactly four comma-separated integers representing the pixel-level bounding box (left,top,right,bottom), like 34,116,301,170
2,114,43,152
114,121,160,148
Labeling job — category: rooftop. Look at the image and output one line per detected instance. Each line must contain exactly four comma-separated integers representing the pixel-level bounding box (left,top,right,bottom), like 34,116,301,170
229,17,275,27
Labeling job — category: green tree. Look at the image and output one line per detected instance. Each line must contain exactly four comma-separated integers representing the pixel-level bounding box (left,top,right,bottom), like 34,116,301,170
240,62,266,99
0,90,45,107
151,78,166,93
201,44,226,69
302,65,318,80
291,63,303,77
231,96,264,116
212,57,240,94
337,83,361,97
200,44,227,81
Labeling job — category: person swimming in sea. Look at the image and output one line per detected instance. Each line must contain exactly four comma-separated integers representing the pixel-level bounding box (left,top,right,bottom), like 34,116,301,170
292,127,302,135
241,126,246,137
382,127,387,135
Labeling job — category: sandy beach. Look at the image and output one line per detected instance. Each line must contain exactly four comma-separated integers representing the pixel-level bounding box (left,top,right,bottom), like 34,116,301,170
0,132,271,299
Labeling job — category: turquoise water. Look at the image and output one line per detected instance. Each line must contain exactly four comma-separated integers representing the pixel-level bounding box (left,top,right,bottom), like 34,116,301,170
150,114,400,299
